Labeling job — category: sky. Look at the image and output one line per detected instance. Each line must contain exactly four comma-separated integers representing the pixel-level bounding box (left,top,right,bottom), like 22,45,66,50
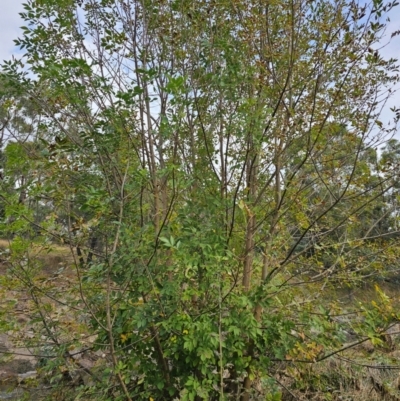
1,0,25,65
1,0,399,139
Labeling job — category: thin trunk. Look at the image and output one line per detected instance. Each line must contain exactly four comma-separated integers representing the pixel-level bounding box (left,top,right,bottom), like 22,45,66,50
241,149,258,401
247,3,295,397
242,151,257,290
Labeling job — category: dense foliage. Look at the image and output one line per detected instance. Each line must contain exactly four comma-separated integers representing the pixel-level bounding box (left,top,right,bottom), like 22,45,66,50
1,0,400,399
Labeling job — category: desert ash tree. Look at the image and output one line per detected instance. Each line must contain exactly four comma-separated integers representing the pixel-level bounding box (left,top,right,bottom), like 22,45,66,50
1,0,400,399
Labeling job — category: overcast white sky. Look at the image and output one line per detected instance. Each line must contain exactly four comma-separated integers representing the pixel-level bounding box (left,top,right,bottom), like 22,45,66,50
1,0,24,65
1,0,399,137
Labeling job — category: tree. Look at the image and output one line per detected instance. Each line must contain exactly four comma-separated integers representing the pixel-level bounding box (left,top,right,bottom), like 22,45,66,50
1,0,400,399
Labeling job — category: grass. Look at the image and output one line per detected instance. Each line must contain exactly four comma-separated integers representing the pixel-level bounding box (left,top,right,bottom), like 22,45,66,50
0,238,74,276
2,239,400,400
279,353,400,400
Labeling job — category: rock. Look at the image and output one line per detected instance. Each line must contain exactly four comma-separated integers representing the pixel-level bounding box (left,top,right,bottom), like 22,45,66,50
360,340,375,353
386,323,400,340
0,387,24,400
1,360,35,376
78,357,95,370
388,350,400,359
17,371,37,383
0,370,17,385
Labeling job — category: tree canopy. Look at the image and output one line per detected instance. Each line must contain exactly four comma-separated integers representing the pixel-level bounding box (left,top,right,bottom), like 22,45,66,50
1,0,400,399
